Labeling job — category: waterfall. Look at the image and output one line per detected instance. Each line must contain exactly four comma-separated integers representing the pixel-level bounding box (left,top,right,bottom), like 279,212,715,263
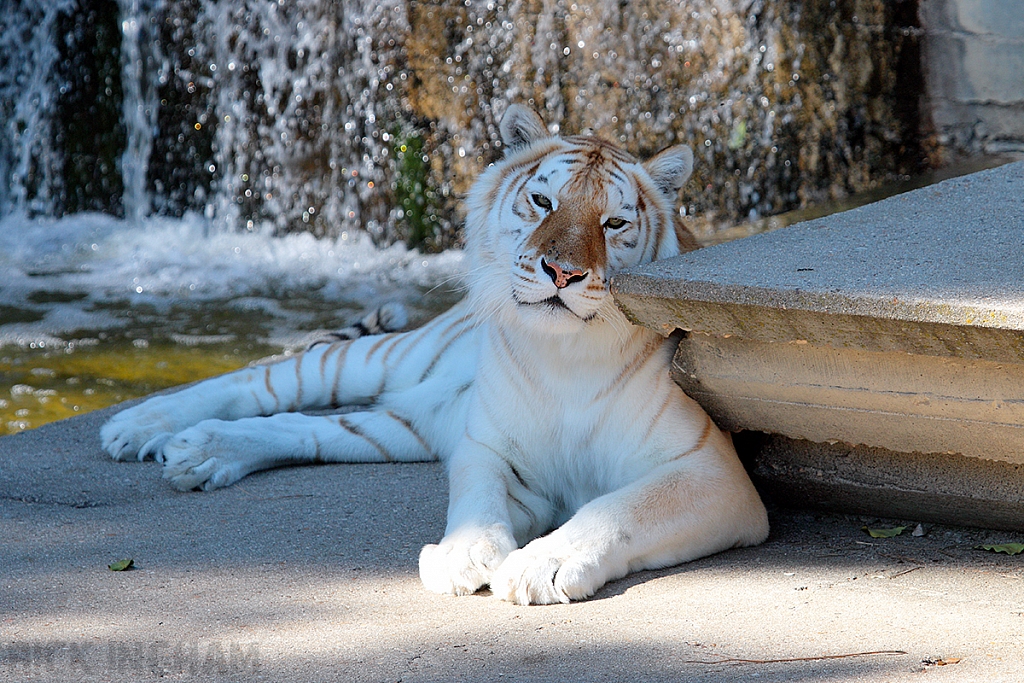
0,0,927,247
0,0,77,215
0,0,404,241
117,0,162,224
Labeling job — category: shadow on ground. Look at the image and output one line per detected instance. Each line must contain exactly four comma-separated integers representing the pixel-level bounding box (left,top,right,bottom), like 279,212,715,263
2,407,1022,682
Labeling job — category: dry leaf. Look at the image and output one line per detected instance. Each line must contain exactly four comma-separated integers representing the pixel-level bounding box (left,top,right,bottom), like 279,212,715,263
924,657,962,666
863,526,906,539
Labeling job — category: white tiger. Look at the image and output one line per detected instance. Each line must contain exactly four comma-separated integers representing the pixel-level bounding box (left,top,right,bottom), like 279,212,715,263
101,105,769,605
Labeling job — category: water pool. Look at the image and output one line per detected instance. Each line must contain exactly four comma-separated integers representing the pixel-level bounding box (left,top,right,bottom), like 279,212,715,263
0,213,463,435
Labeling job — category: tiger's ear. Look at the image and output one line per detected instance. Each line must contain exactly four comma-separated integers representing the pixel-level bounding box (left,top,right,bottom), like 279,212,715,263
499,105,550,153
643,145,694,196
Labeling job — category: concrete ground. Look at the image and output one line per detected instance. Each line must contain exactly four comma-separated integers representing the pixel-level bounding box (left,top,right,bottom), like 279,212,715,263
2,403,1023,682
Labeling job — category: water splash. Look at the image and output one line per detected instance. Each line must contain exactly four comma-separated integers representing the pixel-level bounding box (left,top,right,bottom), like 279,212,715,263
0,210,464,347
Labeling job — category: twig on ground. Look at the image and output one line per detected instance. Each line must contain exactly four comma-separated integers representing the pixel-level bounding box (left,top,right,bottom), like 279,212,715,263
890,566,923,579
683,650,908,666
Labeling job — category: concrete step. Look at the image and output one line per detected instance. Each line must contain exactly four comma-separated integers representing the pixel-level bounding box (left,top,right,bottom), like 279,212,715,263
614,160,1024,529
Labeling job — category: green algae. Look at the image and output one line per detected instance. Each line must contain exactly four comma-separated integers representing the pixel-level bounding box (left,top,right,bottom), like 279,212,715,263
1,335,277,436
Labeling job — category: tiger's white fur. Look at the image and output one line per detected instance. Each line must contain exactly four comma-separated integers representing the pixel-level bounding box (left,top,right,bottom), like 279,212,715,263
101,106,769,604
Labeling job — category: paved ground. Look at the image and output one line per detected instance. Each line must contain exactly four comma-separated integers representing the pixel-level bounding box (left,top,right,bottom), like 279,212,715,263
2,402,1023,682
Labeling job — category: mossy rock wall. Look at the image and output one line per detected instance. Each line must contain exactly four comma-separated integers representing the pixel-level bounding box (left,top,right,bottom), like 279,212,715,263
401,0,925,245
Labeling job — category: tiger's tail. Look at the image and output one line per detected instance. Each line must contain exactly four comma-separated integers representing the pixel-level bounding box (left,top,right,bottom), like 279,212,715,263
310,302,409,346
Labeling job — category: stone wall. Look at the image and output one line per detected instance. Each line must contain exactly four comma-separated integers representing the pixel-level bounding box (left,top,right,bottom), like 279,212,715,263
920,0,1024,157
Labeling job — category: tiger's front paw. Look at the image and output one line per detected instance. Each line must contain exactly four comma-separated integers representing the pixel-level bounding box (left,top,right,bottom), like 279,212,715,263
491,534,612,605
419,525,517,596
101,398,183,462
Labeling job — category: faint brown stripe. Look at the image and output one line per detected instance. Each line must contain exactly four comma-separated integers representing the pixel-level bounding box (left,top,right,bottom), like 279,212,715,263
671,414,715,461
418,323,473,381
337,415,391,462
318,341,340,378
392,311,472,369
483,174,504,210
264,366,280,411
292,353,305,410
386,410,432,457
643,392,674,443
329,341,353,407
379,335,404,366
356,332,398,398
594,335,664,401
365,332,400,361
637,198,655,261
491,326,544,395
312,433,323,463
390,316,442,368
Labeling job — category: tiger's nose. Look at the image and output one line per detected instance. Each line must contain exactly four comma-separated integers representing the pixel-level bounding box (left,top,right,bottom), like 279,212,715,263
541,258,587,289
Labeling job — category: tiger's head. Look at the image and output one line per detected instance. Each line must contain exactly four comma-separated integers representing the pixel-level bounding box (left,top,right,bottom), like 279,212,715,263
465,105,696,335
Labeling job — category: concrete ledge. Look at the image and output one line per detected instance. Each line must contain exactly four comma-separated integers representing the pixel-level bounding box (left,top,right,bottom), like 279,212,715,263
617,162,1024,336
614,161,1024,528
672,333,1024,463
739,433,1024,531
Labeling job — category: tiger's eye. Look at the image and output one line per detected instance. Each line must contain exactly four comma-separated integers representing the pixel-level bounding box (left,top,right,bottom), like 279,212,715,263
604,217,629,230
531,193,553,211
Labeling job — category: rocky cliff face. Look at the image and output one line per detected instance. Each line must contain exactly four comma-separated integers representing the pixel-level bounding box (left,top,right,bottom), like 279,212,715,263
398,0,927,246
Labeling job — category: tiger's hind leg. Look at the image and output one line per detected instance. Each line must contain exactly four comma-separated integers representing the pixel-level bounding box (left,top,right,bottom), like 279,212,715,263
160,408,435,491
101,301,473,464
100,339,371,463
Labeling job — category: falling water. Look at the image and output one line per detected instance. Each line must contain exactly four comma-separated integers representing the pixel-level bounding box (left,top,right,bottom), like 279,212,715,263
1,0,927,246
0,1,74,215
117,0,161,224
